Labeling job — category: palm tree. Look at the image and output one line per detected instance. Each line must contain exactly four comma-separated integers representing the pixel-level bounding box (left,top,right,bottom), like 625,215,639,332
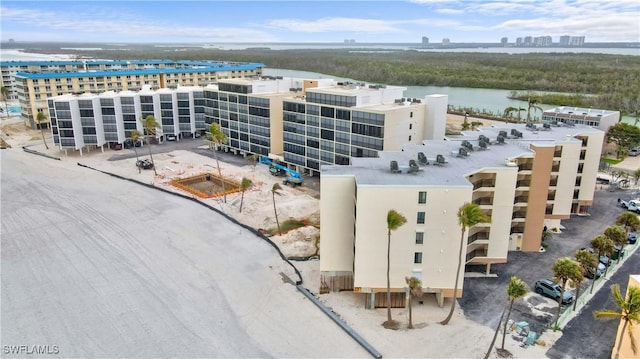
141,115,160,175
383,209,407,329
441,203,491,325
239,177,252,213
591,234,615,287
129,130,142,171
207,123,229,203
271,183,282,233
1,86,10,118
35,112,49,149
594,284,640,359
503,106,525,122
502,277,528,349
551,258,583,331
605,225,628,264
485,276,528,359
574,248,598,310
526,95,543,123
245,153,260,171
616,212,640,239
484,307,507,359
405,276,422,329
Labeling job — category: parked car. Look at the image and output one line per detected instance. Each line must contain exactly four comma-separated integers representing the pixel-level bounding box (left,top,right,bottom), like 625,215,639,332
534,279,574,304
628,233,637,244
166,134,177,141
584,262,606,279
123,139,142,149
610,245,626,261
136,159,154,170
629,148,640,156
581,247,610,266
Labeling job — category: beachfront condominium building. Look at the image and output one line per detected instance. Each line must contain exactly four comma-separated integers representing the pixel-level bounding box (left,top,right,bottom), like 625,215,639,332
280,82,447,176
203,77,447,176
320,123,604,307
1,60,263,129
542,106,620,131
47,86,206,154
202,77,336,160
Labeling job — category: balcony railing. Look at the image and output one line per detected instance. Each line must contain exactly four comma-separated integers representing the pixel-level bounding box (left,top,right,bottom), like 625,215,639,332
514,196,528,204
473,180,496,190
466,248,488,262
473,197,494,206
467,233,490,245
516,180,531,188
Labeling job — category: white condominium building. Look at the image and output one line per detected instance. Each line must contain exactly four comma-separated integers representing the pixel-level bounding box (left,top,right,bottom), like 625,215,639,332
320,123,604,308
542,106,620,131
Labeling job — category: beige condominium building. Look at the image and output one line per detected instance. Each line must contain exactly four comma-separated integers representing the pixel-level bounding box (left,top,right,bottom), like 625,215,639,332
5,60,263,129
203,78,448,176
542,106,620,131
320,123,604,308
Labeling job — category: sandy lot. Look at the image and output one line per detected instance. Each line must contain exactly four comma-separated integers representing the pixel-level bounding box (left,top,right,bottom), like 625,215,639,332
0,113,601,358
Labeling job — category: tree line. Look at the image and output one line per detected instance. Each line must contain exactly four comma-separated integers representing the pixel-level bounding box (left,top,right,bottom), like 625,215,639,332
46,46,640,113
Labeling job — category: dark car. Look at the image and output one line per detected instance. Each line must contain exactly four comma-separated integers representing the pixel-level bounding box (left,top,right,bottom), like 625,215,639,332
136,159,154,170
124,139,142,149
610,245,626,261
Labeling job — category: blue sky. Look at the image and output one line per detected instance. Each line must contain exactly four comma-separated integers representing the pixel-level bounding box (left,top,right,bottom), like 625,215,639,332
1,0,638,43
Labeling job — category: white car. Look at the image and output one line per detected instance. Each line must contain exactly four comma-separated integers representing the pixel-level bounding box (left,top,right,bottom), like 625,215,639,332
166,134,177,141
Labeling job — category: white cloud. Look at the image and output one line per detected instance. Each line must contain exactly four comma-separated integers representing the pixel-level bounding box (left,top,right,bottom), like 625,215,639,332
0,6,277,42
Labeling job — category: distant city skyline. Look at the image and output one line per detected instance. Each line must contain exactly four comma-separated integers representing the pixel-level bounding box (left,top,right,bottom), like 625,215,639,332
1,1,638,44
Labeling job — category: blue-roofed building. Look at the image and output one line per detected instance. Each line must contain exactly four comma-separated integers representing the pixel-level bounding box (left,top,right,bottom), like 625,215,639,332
0,59,264,128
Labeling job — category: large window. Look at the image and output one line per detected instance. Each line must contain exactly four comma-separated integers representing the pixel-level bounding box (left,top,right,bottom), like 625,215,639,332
417,212,425,224
418,191,427,204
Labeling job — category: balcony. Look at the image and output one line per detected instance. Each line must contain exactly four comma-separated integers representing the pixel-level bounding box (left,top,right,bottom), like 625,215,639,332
466,247,488,263
516,180,531,189
518,164,533,173
472,197,494,207
467,232,490,245
473,180,496,191
513,196,529,207
512,210,527,222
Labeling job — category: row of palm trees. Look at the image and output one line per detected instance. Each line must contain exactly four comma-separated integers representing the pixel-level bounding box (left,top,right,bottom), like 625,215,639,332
383,203,491,329
503,96,544,123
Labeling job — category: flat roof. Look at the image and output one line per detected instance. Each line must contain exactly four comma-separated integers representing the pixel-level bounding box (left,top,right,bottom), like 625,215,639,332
14,63,265,79
543,106,618,116
1,59,259,67
322,123,602,187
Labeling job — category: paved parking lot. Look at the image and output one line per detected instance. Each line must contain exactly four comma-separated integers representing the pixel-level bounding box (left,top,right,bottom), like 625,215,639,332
459,188,637,356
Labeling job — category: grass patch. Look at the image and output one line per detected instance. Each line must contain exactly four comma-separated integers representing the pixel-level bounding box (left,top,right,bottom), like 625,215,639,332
602,157,623,165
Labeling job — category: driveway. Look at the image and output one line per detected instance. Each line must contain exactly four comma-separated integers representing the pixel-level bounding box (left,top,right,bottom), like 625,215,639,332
459,188,634,349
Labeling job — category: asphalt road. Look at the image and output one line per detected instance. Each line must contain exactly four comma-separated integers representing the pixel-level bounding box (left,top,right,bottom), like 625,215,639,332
546,246,640,359
459,188,636,357
1,150,365,358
